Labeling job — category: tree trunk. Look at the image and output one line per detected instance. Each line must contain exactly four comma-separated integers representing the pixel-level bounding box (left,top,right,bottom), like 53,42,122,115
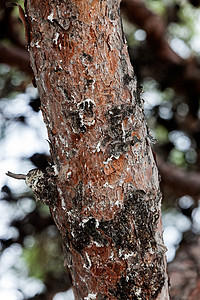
25,0,169,299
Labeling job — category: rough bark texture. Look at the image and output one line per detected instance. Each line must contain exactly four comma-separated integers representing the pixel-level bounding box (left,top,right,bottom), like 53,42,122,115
25,0,169,299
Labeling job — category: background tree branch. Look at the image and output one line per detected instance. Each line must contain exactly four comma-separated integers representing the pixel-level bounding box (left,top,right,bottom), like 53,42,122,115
121,0,200,117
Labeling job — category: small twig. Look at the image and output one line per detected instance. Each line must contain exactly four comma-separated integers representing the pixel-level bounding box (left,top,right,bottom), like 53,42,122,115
6,171,26,180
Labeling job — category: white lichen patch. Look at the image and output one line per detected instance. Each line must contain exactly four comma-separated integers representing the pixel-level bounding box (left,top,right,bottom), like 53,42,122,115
61,197,66,210
96,219,99,228
66,171,72,179
78,99,95,108
31,16,37,21
79,217,93,227
121,120,126,142
96,141,101,152
47,11,54,22
92,141,101,153
35,41,41,48
135,287,142,297
114,200,123,208
110,250,114,260
77,99,96,127
91,240,103,247
52,164,59,176
118,248,122,257
83,252,92,270
103,154,120,165
92,79,95,90
84,293,97,300
103,182,114,189
53,32,60,44
123,251,136,260
57,187,66,210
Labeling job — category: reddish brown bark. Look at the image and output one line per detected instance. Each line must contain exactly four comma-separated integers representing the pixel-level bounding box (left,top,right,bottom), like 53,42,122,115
25,0,169,299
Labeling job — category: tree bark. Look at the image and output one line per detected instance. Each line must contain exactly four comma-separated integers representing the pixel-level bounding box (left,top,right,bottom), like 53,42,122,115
25,0,169,299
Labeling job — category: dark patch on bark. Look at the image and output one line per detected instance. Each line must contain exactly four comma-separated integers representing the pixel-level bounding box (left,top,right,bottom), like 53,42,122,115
68,185,160,254
99,190,159,252
83,218,108,245
85,78,94,87
99,213,135,250
69,111,87,133
107,104,135,137
69,221,91,251
82,52,93,63
126,190,159,251
109,261,165,300
119,6,126,44
63,167,164,296
95,189,165,299
72,180,84,209
102,104,140,157
120,55,135,84
133,82,143,107
97,295,108,300
123,74,132,85
63,89,71,101
68,217,108,252
68,183,109,251
62,99,95,133
78,100,95,118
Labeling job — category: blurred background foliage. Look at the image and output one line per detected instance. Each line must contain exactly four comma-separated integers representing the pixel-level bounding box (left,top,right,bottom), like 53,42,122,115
1,0,200,299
